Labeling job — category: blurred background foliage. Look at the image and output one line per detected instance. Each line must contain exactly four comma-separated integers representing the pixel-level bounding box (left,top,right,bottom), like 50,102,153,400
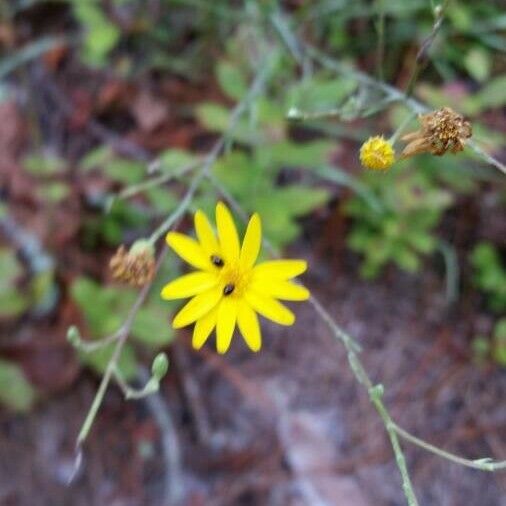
0,0,504,415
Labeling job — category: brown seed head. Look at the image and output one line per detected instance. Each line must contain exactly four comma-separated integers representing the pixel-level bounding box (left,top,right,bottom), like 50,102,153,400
109,240,155,287
401,107,472,158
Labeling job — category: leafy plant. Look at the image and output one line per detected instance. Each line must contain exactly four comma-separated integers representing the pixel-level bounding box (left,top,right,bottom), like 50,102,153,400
69,0,121,67
194,58,339,247
345,171,453,278
0,248,28,319
0,359,36,412
70,276,174,379
471,242,506,313
22,153,71,204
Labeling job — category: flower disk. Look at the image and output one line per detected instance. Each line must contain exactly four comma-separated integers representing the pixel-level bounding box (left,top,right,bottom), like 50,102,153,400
161,202,310,354
359,136,395,171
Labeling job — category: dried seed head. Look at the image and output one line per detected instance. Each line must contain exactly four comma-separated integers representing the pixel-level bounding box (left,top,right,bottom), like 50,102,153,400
359,136,395,171
109,240,155,287
401,107,472,159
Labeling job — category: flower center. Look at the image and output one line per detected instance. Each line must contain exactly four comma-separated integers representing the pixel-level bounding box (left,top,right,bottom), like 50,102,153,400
218,263,251,298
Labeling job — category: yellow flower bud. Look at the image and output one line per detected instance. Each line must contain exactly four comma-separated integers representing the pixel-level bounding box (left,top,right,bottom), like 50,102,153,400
359,136,395,171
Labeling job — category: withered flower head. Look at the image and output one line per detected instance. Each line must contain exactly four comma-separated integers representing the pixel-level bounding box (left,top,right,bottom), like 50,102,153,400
401,107,472,159
110,240,155,287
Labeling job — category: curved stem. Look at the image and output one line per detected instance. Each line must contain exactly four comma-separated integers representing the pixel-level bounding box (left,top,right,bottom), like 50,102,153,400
393,424,506,471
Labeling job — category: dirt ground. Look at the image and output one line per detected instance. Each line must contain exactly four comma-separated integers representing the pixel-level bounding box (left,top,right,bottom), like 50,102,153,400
1,237,505,506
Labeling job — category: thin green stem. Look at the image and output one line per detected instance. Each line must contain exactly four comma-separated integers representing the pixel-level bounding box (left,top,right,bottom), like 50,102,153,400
73,329,122,353
148,169,207,245
376,0,386,81
370,386,420,506
404,0,450,98
113,366,160,400
437,239,459,304
75,274,155,449
117,161,200,200
393,424,506,471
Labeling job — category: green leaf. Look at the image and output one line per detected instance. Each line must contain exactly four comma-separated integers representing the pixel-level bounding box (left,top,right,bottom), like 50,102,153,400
311,165,382,212
0,359,36,412
73,2,120,67
132,305,174,348
274,185,329,217
0,290,27,318
37,182,70,203
0,249,27,318
0,248,23,288
216,61,247,100
466,76,506,115
288,76,357,113
147,187,179,214
394,247,421,273
70,277,136,337
157,149,198,173
260,141,334,169
80,146,114,171
493,318,506,366
464,48,491,83
106,159,145,184
79,343,138,380
195,103,261,144
23,154,65,175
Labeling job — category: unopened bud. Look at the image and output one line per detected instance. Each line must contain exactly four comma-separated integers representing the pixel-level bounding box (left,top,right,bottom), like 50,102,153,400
151,352,169,381
67,325,81,347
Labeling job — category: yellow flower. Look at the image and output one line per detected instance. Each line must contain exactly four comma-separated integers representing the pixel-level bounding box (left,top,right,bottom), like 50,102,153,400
161,202,309,354
359,135,395,171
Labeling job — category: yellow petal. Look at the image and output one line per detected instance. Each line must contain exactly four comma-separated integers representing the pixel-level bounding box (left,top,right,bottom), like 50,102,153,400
251,279,310,301
161,272,218,300
216,297,238,354
244,290,295,326
193,306,218,349
166,232,210,270
194,210,219,256
240,213,262,269
253,260,307,280
216,202,240,263
237,300,262,352
172,286,222,328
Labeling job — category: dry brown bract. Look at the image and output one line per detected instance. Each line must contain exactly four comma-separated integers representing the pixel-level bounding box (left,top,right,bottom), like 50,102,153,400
401,107,472,159
109,242,155,287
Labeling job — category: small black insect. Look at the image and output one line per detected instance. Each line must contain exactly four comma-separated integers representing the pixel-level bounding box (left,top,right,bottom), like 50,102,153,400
223,283,235,296
211,255,224,267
